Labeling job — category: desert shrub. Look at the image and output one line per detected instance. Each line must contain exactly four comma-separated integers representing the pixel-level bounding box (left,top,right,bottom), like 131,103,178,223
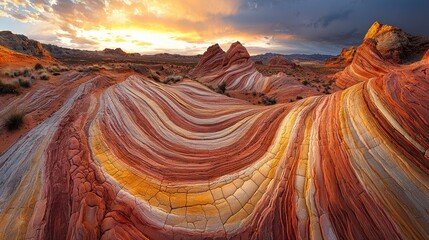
48,66,60,72
262,96,277,105
34,63,43,70
150,74,160,82
88,65,101,71
12,69,23,77
164,75,183,84
207,85,215,91
0,81,20,95
4,112,25,131
258,92,265,97
217,82,226,94
252,91,257,96
296,96,303,100
60,66,70,72
40,73,50,80
22,68,31,77
18,78,31,88
52,72,61,76
289,99,295,102
302,80,310,85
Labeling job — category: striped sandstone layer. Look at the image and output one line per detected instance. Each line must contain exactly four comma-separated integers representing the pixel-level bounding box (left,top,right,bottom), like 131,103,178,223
1,47,429,239
190,42,321,103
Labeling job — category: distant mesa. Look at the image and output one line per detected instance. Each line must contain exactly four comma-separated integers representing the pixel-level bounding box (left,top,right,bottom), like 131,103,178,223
325,46,356,67
101,47,140,57
267,55,300,70
101,47,127,56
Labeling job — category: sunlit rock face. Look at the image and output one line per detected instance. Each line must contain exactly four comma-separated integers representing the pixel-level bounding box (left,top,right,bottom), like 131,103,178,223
423,49,429,60
0,31,54,61
325,46,356,67
364,21,429,63
333,39,399,89
1,42,429,239
190,42,320,103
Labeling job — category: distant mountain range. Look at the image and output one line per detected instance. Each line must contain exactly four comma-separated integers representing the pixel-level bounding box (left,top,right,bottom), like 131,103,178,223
251,53,334,63
0,30,340,66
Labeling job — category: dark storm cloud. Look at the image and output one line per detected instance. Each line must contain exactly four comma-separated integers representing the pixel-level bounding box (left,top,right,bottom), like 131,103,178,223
225,0,429,54
312,9,353,28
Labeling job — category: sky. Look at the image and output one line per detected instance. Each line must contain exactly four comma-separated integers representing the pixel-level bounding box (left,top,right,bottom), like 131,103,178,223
1,0,429,55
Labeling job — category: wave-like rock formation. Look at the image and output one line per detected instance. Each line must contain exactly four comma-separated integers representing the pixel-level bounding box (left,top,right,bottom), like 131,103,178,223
190,42,320,102
1,49,429,239
333,39,399,89
325,46,356,67
364,21,429,63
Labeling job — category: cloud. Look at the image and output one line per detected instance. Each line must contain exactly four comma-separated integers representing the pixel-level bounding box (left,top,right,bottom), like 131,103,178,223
0,0,429,55
313,9,353,28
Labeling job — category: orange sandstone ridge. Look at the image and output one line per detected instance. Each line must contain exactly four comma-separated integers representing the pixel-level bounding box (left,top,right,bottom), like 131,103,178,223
0,45,53,68
325,46,356,67
191,41,320,102
1,36,429,239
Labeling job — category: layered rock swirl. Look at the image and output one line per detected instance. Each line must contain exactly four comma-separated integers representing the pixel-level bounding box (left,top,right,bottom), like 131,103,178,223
333,39,399,89
1,49,429,239
190,42,320,102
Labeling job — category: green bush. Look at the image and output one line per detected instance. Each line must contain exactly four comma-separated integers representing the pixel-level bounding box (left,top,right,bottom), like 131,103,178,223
296,96,303,100
34,63,43,70
0,81,20,95
5,112,25,131
302,80,310,85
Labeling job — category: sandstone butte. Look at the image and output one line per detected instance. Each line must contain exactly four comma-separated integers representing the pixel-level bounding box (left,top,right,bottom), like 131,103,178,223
1,33,429,240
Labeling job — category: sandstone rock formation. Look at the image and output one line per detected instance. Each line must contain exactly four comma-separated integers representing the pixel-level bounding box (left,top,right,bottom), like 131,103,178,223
423,49,429,60
190,42,320,102
267,55,300,70
1,41,429,239
101,48,128,56
333,39,399,89
325,46,356,67
364,21,429,63
0,31,54,61
0,45,51,68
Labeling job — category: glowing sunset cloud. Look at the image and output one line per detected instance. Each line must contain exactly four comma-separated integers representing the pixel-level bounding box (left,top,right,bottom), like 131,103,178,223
0,0,428,54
